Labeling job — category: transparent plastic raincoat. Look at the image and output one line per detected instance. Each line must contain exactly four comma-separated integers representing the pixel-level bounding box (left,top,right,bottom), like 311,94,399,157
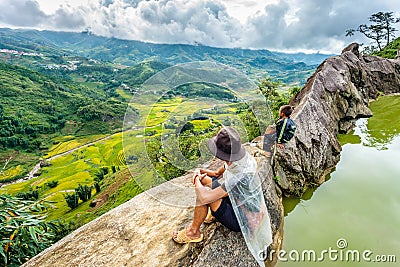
224,152,273,266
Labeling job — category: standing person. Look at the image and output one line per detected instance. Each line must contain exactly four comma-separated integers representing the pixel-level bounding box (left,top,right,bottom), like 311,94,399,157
173,126,272,266
263,105,296,157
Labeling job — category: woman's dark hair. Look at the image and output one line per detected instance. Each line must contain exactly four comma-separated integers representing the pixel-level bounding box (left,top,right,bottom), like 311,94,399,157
280,105,294,117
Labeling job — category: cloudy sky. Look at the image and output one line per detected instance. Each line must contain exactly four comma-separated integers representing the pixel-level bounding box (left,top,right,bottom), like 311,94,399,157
0,0,399,53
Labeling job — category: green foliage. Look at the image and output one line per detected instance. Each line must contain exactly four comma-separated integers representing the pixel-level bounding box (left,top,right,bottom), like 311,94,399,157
45,180,59,188
64,183,94,209
15,189,39,201
288,86,302,97
50,220,79,243
93,171,104,182
374,37,400,58
101,167,109,176
64,193,79,209
257,78,297,120
77,101,128,122
144,123,219,182
112,61,171,89
93,167,109,182
238,107,262,142
176,121,194,135
145,136,185,181
0,61,135,152
75,184,92,202
126,155,139,164
0,194,62,266
0,28,326,85
346,11,400,52
169,83,236,101
94,182,101,194
159,163,185,181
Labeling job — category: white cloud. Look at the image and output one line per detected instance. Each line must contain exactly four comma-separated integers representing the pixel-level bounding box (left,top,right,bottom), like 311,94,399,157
0,0,399,53
221,0,278,23
244,0,400,53
0,0,48,26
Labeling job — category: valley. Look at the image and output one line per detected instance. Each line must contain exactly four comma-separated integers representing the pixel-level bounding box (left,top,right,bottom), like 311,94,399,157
0,28,328,264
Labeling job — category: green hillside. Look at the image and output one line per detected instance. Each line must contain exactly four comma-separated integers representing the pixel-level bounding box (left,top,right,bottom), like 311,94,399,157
0,28,331,85
374,37,400,58
0,62,129,148
0,61,132,183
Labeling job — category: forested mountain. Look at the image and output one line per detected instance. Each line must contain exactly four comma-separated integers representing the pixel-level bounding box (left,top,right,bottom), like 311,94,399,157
0,28,332,84
0,62,130,151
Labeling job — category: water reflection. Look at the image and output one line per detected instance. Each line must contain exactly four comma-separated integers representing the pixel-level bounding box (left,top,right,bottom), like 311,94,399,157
279,95,400,267
283,173,332,216
338,96,400,149
284,96,400,214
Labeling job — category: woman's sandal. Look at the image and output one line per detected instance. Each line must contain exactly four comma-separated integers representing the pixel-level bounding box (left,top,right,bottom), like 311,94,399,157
172,229,204,244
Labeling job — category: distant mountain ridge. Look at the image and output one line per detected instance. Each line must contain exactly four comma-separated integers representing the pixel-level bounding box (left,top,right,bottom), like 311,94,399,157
0,28,334,84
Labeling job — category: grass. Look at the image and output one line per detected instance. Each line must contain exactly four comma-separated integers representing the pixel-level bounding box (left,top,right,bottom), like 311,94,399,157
374,37,400,59
0,165,23,180
133,96,221,127
192,119,212,131
0,127,151,223
0,150,38,182
116,88,133,101
45,134,107,158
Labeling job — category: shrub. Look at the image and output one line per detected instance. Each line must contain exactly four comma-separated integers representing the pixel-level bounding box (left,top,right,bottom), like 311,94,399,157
45,180,59,188
94,182,101,194
101,167,109,176
94,170,104,182
75,184,92,202
15,189,39,200
64,193,79,209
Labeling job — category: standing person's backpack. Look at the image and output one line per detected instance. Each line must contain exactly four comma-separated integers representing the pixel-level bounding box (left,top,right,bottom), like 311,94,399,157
277,118,296,144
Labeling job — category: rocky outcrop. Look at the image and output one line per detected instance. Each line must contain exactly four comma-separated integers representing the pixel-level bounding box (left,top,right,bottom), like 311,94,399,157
23,44,400,267
274,43,400,196
23,147,283,267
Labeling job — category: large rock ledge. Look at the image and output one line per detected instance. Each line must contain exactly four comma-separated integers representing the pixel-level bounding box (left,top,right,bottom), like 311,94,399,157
24,147,283,267
24,44,400,267
274,43,400,196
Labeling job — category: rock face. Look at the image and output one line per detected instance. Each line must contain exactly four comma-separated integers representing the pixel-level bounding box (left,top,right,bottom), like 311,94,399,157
274,43,400,196
23,149,283,267
23,44,400,267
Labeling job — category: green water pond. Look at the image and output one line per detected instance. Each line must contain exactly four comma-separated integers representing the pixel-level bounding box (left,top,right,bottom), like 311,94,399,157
279,95,400,266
